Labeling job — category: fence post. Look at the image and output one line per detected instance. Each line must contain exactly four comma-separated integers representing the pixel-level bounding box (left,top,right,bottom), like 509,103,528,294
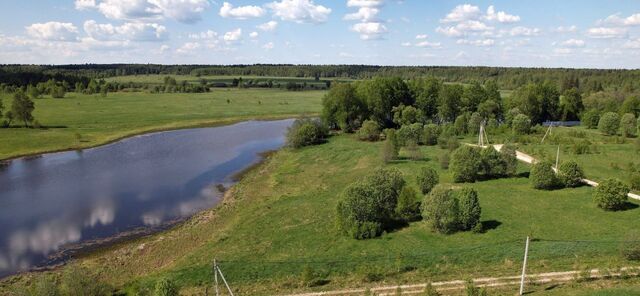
519,236,530,295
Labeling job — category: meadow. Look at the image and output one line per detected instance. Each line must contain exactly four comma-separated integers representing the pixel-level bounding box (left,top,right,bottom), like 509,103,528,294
4,129,637,295
0,89,324,160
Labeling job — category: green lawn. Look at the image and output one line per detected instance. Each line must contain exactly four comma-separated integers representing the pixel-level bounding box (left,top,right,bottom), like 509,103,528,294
5,133,637,295
0,89,324,160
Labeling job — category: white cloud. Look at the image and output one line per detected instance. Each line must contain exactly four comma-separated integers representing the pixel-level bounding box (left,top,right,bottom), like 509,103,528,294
351,22,387,40
258,20,278,31
176,42,200,54
509,26,540,36
436,26,463,37
485,5,520,23
219,2,265,19
441,4,481,23
456,38,495,47
26,22,79,41
415,40,441,48
188,30,218,40
83,0,208,23
601,13,640,26
262,42,275,50
437,20,493,37
347,0,383,7
75,0,96,10
554,25,577,33
250,31,259,38
624,38,640,49
586,27,627,38
561,39,585,48
344,7,379,21
223,28,242,42
554,48,572,55
415,34,427,39
400,42,411,47
267,0,332,24
84,20,167,41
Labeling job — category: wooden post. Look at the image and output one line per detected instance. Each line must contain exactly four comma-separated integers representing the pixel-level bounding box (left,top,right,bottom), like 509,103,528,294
214,259,219,296
519,236,530,295
555,145,560,171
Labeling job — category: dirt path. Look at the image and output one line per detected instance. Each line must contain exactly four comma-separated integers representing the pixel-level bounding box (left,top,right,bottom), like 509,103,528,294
283,266,639,295
485,144,640,201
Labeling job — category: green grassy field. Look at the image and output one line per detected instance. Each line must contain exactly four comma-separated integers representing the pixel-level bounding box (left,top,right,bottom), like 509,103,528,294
0,89,324,160
5,132,638,295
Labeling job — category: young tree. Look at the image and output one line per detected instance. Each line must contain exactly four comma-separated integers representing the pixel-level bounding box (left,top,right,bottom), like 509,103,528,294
479,147,507,178
286,118,328,148
453,114,468,135
409,77,442,120
422,124,440,146
396,123,423,146
438,84,463,122
11,91,35,127
451,146,482,183
505,107,522,127
358,77,412,127
598,112,620,135
395,186,421,222
581,109,600,129
500,144,518,176
594,179,630,211
392,105,423,126
405,140,423,160
321,83,367,132
417,167,439,194
558,161,585,188
560,88,584,121
468,112,483,135
457,188,482,231
620,113,637,138
530,161,559,190
357,119,381,141
512,114,531,135
422,187,460,234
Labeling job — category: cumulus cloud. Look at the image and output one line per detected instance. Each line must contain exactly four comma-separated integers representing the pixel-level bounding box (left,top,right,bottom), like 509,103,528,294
485,5,520,23
415,34,427,39
456,38,495,47
624,38,640,49
26,22,79,41
400,42,411,47
351,22,387,40
347,0,383,7
586,27,628,38
601,13,640,26
188,30,218,40
219,2,265,19
268,0,332,24
250,31,259,38
223,28,242,42
441,4,481,23
554,25,577,33
561,39,585,48
344,7,379,21
258,20,279,31
79,0,209,23
509,26,541,37
437,20,494,37
262,42,275,50
415,40,441,48
83,20,167,41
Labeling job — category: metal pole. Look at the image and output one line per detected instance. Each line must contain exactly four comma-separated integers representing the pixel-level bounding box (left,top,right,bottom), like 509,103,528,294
555,145,560,171
519,236,530,295
214,259,219,296
216,265,235,296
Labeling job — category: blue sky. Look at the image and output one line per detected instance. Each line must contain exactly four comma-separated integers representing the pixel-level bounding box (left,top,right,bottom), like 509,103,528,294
0,0,639,68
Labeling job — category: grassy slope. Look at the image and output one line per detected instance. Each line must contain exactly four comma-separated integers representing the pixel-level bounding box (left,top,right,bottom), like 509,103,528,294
6,133,639,295
0,89,324,160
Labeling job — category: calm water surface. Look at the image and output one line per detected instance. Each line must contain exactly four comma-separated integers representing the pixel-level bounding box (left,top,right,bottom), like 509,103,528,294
0,119,293,277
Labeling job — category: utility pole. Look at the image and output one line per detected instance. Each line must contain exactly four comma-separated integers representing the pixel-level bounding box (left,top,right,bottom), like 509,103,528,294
519,236,530,296
555,145,560,171
213,259,234,296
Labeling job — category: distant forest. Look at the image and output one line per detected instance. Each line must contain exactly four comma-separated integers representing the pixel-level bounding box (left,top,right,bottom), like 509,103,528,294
1,64,640,92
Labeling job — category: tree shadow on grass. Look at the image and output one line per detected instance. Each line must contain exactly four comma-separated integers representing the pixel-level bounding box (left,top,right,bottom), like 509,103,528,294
478,220,502,233
615,202,639,211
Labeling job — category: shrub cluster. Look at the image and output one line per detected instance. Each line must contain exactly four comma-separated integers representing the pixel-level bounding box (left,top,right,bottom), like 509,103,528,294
336,168,406,239
451,145,517,183
581,109,600,129
357,119,381,141
286,118,328,148
416,167,439,194
558,161,585,188
594,179,630,211
421,186,481,234
621,113,637,138
530,161,560,190
395,186,421,222
512,114,531,135
598,112,620,136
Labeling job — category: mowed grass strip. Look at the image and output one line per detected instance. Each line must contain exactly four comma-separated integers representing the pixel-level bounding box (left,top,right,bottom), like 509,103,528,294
14,133,635,295
0,89,324,160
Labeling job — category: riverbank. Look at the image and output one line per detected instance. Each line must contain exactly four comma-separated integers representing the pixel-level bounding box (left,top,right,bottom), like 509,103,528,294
0,89,324,161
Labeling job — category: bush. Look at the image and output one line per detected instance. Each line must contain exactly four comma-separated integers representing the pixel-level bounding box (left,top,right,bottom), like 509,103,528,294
286,118,328,148
454,114,468,135
572,139,592,155
512,114,531,135
154,278,179,296
336,168,405,239
451,146,481,183
479,147,507,178
417,167,439,194
630,173,640,191
439,152,450,169
422,124,440,146
581,109,600,129
620,113,637,138
397,123,423,146
395,186,421,222
594,179,630,211
405,140,422,160
457,188,481,231
598,112,620,136
357,119,381,141
422,187,460,234
61,265,111,296
468,112,483,135
558,161,585,188
381,137,398,163
500,144,518,176
530,161,560,190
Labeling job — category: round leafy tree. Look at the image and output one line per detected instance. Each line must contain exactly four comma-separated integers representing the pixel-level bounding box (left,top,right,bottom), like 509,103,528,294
530,160,559,190
450,146,481,183
558,161,585,188
512,114,531,135
417,166,439,194
286,118,328,148
468,112,483,135
598,112,620,136
422,187,460,234
422,124,440,146
357,119,381,141
395,186,421,222
456,188,481,231
453,114,468,135
479,147,507,177
594,179,630,211
621,113,637,138
500,144,518,176
581,109,600,129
